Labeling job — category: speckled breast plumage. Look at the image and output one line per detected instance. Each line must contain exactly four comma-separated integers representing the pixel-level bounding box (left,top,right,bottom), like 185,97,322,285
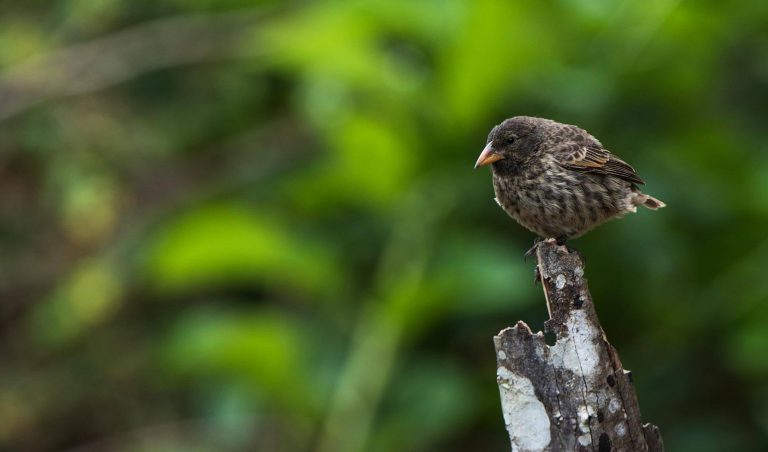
491,155,637,239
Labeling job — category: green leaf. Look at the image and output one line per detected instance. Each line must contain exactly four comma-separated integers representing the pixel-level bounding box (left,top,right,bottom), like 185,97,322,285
160,308,320,415
143,203,343,299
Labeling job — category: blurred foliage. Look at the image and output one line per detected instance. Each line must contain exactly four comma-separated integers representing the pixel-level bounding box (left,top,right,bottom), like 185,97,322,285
1,0,768,450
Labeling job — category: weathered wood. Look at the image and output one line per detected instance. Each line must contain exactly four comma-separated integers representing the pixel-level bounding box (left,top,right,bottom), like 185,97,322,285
494,239,663,452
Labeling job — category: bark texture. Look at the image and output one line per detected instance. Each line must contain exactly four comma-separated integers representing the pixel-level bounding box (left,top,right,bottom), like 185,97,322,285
494,239,663,452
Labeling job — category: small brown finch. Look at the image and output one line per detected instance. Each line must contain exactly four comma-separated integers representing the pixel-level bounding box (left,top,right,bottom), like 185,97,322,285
475,116,665,256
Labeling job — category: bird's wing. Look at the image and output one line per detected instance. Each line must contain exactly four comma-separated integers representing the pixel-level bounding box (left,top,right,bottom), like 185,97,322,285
554,142,645,185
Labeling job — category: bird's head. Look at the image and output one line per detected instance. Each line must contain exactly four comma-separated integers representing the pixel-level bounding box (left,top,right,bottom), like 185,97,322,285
474,116,551,169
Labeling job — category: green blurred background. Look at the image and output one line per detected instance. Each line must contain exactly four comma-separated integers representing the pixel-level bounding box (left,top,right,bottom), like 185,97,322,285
1,0,768,450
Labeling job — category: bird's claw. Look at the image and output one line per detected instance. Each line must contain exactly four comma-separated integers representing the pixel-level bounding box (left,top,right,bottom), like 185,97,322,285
523,238,543,263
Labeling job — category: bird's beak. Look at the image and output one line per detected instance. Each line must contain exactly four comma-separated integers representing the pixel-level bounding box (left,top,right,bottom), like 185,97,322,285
474,142,504,168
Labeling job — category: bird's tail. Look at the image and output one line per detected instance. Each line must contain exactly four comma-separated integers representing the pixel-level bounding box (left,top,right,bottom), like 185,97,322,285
633,193,666,210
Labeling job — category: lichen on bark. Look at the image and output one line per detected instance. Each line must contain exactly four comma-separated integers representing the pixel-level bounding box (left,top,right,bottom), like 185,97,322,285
493,239,664,452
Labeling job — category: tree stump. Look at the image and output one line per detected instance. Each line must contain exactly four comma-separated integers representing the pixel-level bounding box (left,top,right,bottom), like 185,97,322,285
493,239,663,452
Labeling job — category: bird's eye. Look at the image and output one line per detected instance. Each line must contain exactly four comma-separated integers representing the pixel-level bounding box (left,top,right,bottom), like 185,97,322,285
506,137,515,145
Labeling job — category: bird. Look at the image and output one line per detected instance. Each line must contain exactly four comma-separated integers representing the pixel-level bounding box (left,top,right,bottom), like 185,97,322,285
475,116,665,258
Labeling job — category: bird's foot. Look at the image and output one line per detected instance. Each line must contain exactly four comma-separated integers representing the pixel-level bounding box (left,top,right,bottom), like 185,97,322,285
523,238,543,263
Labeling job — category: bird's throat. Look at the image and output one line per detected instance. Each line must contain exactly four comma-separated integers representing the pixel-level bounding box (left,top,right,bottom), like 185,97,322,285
492,157,521,176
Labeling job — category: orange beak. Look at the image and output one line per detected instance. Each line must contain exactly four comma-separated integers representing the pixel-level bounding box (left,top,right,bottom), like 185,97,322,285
474,142,504,168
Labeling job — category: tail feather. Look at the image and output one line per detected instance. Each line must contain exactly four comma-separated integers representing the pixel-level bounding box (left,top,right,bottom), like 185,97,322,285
634,193,666,210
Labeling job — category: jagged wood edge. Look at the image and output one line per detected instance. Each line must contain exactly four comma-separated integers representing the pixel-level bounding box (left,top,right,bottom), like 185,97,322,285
494,239,663,452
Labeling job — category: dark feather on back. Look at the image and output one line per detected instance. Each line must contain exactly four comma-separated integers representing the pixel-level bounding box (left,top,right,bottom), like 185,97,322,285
555,142,645,185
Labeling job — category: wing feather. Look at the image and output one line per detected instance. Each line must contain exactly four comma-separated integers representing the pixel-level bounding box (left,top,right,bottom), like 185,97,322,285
555,143,645,185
